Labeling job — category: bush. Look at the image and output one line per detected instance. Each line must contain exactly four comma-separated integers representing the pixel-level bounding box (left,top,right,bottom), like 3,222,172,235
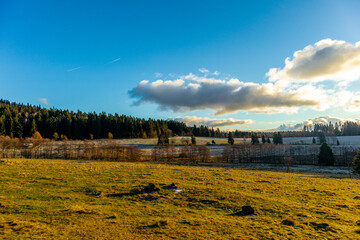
352,150,360,174
32,131,42,140
107,132,113,139
318,142,335,166
191,135,196,145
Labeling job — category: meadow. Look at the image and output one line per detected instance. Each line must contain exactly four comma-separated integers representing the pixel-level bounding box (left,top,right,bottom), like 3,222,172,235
0,158,360,239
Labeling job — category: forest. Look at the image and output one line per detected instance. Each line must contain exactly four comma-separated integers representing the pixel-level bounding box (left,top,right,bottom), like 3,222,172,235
1,99,360,140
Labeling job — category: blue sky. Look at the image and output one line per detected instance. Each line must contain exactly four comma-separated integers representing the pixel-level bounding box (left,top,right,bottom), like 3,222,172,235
1,0,360,130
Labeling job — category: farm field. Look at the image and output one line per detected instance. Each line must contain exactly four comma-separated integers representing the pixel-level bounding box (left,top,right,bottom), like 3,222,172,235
115,136,360,147
1,159,360,239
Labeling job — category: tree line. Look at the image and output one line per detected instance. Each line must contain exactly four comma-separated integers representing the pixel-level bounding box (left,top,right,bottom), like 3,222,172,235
0,99,224,140
1,99,360,140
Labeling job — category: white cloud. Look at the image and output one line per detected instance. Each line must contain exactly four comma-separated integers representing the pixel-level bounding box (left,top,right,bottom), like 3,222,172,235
199,68,209,73
267,39,360,83
39,98,49,105
274,116,360,131
305,116,360,126
174,116,253,127
129,39,360,115
213,70,220,76
154,72,163,78
129,74,324,115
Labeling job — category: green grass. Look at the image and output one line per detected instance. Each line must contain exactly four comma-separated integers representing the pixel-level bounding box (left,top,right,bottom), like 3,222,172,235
0,158,360,239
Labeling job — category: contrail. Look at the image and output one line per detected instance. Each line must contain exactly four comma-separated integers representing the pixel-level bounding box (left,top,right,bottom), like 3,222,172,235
106,57,121,64
67,66,82,72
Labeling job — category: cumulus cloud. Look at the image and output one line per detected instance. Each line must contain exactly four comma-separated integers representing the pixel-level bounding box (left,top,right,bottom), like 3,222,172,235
213,70,220,76
39,98,49,105
129,76,325,115
304,116,360,126
267,39,360,83
129,39,360,115
274,116,360,131
173,116,253,127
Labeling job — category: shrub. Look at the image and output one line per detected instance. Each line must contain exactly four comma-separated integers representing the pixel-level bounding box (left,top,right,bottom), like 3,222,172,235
32,131,42,140
191,135,196,145
107,132,113,139
52,132,60,140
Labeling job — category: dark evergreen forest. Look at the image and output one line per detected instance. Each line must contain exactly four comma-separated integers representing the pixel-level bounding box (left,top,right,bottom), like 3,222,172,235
0,99,359,140
0,99,224,139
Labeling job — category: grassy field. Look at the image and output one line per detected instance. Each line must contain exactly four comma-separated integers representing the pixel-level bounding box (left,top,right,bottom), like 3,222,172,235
116,136,230,146
115,136,360,147
0,159,360,239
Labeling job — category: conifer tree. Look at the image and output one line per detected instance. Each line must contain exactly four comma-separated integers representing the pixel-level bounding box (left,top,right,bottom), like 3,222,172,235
318,142,335,166
30,119,37,137
228,132,234,145
352,150,360,174
261,135,266,144
13,114,23,138
4,107,13,137
251,133,259,144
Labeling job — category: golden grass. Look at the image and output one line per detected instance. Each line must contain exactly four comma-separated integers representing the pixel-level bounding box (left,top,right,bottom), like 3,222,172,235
0,158,360,239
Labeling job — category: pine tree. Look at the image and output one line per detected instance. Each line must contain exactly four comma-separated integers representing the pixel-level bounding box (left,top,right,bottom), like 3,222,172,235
228,132,234,145
273,132,283,144
318,132,326,144
30,119,37,137
4,107,13,137
251,133,259,144
262,135,266,144
318,142,335,166
0,115,6,136
13,114,23,138
352,150,360,174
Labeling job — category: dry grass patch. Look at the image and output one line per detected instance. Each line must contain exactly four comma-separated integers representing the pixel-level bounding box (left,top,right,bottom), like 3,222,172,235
0,158,360,239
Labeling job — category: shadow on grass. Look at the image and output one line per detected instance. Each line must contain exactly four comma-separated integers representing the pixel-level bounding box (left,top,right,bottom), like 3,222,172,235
108,183,160,198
